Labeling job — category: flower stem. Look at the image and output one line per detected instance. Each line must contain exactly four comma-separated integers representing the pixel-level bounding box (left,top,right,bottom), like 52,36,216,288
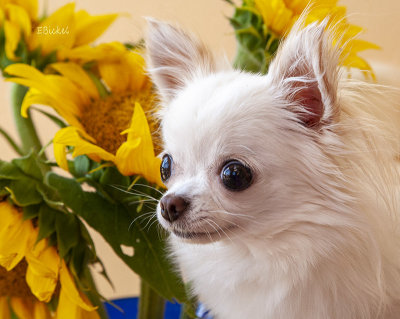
138,280,166,319
11,84,45,157
83,267,109,319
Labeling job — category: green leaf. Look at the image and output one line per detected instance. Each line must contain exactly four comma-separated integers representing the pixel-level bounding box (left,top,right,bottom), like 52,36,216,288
73,155,90,177
229,4,276,73
70,238,90,279
36,182,64,209
0,161,25,180
0,127,23,155
47,172,188,303
87,71,109,98
88,162,104,181
37,204,58,243
6,179,42,206
30,50,58,71
14,36,29,64
23,204,40,220
99,166,130,202
0,180,11,196
12,151,43,181
124,39,145,51
55,211,80,258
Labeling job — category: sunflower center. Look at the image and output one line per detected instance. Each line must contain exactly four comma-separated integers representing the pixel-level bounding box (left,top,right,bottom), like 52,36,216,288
0,260,35,299
81,92,160,155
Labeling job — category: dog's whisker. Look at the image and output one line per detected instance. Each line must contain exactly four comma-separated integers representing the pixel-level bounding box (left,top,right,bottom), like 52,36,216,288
207,218,235,244
128,199,158,206
127,192,159,202
203,219,222,239
207,209,256,220
146,218,160,231
111,185,159,201
128,212,156,231
129,183,165,196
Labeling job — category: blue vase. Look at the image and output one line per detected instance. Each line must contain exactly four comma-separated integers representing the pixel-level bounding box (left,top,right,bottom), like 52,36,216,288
104,298,213,319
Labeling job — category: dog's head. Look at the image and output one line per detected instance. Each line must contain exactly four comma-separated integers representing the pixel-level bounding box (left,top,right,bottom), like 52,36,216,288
146,19,342,244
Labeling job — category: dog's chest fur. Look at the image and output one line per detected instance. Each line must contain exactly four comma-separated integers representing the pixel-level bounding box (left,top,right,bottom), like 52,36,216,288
172,237,340,319
172,237,400,319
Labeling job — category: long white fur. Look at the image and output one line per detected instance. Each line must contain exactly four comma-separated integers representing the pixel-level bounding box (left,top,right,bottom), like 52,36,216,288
146,17,400,319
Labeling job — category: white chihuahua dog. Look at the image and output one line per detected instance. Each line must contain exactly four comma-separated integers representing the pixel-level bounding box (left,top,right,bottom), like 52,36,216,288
146,18,400,319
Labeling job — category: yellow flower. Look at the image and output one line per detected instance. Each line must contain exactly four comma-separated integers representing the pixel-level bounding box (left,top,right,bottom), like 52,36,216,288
0,200,99,318
253,0,379,78
5,43,163,187
0,0,118,60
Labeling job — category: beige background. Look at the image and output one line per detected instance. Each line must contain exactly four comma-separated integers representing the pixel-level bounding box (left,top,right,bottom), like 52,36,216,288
1,0,400,299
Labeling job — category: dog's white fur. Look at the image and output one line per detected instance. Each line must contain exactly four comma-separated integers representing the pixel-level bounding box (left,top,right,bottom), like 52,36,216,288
146,18,400,319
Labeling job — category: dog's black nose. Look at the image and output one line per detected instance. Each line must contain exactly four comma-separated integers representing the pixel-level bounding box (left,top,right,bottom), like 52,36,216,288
160,194,189,222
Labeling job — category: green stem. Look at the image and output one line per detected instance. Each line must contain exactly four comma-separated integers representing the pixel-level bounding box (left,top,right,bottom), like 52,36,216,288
138,280,166,319
11,84,44,156
83,267,109,319
180,304,195,319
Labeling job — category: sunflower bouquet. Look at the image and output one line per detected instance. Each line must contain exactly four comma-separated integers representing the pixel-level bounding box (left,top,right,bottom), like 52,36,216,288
0,0,378,319
228,0,379,78
0,1,190,319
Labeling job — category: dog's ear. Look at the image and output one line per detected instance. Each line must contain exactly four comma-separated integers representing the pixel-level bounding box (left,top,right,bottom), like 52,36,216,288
268,21,340,128
146,19,215,104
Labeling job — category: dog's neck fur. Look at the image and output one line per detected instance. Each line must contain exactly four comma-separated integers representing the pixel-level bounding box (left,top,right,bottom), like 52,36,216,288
146,18,400,319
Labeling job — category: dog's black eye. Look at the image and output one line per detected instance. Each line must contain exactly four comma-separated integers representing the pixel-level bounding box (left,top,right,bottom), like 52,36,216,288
160,154,173,182
220,160,252,191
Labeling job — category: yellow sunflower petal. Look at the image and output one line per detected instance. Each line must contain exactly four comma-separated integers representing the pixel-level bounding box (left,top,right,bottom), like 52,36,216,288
76,304,101,319
0,296,11,319
0,9,5,27
4,20,20,60
50,62,99,99
5,64,87,117
348,39,381,54
56,286,100,319
59,260,97,312
343,54,375,81
271,3,293,34
25,239,60,303
29,3,75,55
55,288,76,319
6,76,83,118
74,10,118,46
12,0,38,20
57,41,126,63
20,88,84,131
255,0,273,27
284,0,326,14
116,103,163,186
95,48,147,93
5,62,46,80
125,51,148,92
10,298,34,319
6,3,32,38
33,302,51,319
339,24,363,41
98,60,130,93
54,141,69,171
53,126,115,164
0,202,34,270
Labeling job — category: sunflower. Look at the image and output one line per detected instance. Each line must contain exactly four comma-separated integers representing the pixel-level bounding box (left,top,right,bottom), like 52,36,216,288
0,0,117,61
0,200,99,319
253,0,379,75
5,42,163,187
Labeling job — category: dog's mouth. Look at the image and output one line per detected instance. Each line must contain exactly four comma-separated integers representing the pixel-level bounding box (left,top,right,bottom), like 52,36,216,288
172,224,239,243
